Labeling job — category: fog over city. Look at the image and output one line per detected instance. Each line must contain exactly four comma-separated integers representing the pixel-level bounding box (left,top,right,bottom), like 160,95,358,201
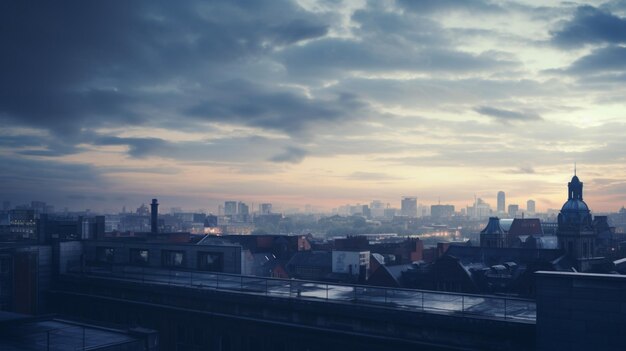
3,0,626,212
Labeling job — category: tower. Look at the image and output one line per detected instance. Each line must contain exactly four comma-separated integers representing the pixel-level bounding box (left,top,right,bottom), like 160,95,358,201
150,199,159,234
480,217,506,248
497,191,505,213
556,173,596,271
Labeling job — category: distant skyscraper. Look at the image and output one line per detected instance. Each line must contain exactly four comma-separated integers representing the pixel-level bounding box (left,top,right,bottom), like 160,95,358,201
224,201,237,216
527,200,536,213
237,202,249,216
260,203,272,215
401,196,418,217
497,191,505,213
508,204,519,218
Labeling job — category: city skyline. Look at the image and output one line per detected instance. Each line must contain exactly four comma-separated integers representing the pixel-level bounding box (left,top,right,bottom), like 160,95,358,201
3,1,626,212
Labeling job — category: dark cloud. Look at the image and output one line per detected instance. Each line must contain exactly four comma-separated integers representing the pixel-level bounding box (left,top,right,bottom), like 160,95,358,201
566,45,626,74
474,106,542,122
396,0,502,14
551,5,626,47
280,38,515,79
0,155,106,204
0,0,330,137
185,80,365,135
268,147,308,163
94,134,309,164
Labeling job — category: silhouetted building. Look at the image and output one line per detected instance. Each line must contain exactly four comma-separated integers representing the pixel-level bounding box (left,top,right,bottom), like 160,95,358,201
480,217,506,248
527,199,536,213
150,199,158,234
556,174,597,271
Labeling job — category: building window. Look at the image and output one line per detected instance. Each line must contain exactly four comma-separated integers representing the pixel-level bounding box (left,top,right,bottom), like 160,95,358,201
583,243,588,257
96,247,115,263
130,249,149,265
162,250,185,268
197,252,224,272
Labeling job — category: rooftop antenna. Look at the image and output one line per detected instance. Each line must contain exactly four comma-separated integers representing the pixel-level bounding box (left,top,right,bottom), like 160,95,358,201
574,162,577,176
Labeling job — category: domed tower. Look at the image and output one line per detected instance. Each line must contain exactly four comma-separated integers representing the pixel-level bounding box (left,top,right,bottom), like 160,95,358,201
556,173,596,270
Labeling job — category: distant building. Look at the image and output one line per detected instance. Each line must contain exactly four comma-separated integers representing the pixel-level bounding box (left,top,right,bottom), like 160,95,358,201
527,199,536,213
467,198,490,220
508,204,519,217
369,200,385,218
497,191,505,213
224,201,237,216
238,202,249,216
431,204,455,219
260,203,272,215
401,197,418,217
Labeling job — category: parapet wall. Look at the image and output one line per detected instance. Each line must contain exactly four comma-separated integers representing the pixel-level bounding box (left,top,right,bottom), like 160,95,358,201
536,271,626,351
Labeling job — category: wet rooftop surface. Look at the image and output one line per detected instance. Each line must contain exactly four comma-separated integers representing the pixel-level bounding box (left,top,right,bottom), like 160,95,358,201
70,266,536,323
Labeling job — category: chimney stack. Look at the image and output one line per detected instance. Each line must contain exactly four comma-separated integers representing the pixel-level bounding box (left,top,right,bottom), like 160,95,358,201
150,199,159,234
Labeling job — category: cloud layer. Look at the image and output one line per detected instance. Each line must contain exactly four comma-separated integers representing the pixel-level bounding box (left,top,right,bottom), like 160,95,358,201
2,0,626,212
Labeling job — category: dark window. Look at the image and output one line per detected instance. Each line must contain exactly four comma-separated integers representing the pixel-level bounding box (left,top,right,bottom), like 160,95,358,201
130,249,149,265
162,250,184,267
96,247,115,262
197,252,224,272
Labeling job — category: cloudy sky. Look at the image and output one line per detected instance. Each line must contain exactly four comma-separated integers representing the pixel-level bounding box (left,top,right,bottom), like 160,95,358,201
2,0,626,213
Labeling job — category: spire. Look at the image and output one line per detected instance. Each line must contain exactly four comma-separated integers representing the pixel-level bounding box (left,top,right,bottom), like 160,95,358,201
574,162,577,176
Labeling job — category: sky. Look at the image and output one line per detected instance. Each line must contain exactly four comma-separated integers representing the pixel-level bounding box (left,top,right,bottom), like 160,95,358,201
2,0,626,213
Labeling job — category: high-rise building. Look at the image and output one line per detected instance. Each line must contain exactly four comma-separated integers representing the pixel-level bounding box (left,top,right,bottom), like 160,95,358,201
224,201,238,216
401,197,418,217
508,204,519,218
497,191,505,213
527,200,536,213
237,202,249,216
260,203,272,215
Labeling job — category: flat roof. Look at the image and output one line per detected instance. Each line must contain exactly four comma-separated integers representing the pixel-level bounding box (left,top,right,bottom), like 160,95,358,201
0,318,140,351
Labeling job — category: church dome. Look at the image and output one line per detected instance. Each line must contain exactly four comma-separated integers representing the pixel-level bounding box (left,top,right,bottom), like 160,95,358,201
561,199,589,212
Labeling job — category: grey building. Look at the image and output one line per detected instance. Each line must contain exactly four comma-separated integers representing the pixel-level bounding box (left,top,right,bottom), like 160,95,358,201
497,191,505,213
400,197,417,217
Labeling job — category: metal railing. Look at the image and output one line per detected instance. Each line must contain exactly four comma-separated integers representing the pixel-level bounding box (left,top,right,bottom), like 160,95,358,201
65,263,536,322
2,324,143,351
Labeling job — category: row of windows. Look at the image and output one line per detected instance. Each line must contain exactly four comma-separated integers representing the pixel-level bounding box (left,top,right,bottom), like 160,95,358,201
96,247,224,271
